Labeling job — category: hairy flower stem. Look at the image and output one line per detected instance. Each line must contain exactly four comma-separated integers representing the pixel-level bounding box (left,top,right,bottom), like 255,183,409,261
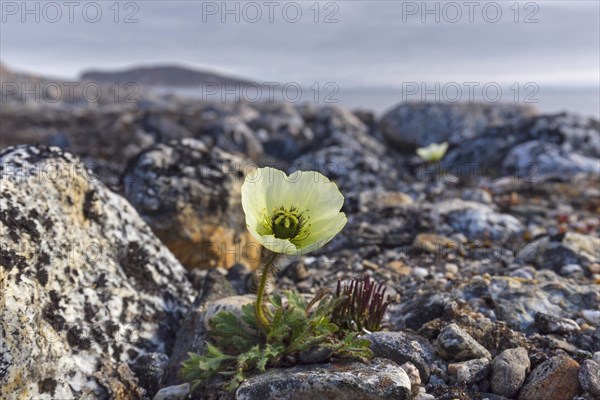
255,251,279,330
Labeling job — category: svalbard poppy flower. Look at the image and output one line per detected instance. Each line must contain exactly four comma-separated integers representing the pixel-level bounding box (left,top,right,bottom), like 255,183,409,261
241,167,347,256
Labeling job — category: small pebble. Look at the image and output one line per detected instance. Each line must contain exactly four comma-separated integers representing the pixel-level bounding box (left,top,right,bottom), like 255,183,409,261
414,394,435,400
583,310,600,325
560,264,583,276
510,267,536,280
153,383,190,400
445,263,459,274
362,259,379,271
413,267,429,279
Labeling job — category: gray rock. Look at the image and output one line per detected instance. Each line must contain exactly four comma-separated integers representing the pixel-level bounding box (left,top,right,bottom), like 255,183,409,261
165,270,236,385
380,102,536,150
441,112,600,179
153,383,190,400
435,323,492,361
248,102,310,160
392,293,457,331
299,346,333,364
340,203,423,251
414,394,436,400
142,112,192,142
560,263,585,276
200,115,263,160
583,310,600,325
235,358,411,400
292,106,399,193
503,140,600,178
0,145,194,399
489,273,600,332
298,105,384,155
461,188,493,204
366,331,437,382
518,113,600,158
534,312,580,334
516,233,600,273
448,357,491,384
591,327,600,354
292,144,397,195
123,138,260,271
490,347,530,398
431,199,523,242
131,353,170,397
579,359,600,397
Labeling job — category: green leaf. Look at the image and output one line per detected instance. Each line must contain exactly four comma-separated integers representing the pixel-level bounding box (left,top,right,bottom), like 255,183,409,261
284,290,306,309
269,293,283,307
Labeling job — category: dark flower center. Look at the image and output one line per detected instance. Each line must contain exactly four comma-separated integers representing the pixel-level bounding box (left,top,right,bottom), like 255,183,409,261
271,207,304,240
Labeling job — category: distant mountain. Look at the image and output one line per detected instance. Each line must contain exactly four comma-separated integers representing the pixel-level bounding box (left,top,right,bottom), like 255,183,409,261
80,65,254,87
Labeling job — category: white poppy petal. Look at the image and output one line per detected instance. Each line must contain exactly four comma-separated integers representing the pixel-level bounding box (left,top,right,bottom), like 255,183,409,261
296,212,347,252
259,234,299,255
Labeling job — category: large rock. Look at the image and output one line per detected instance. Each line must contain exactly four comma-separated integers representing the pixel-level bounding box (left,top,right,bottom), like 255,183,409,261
579,359,600,398
490,347,530,398
430,199,524,242
435,323,492,361
235,358,411,400
292,106,400,193
248,102,310,160
0,145,194,399
380,102,537,150
366,331,437,382
502,140,600,177
516,232,600,273
198,116,263,161
518,355,582,400
441,112,600,179
489,272,600,332
448,357,490,384
123,139,260,270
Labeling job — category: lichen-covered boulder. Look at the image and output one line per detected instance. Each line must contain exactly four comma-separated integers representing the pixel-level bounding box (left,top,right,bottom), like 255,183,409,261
123,139,260,270
441,112,600,179
0,145,194,399
502,140,600,177
380,102,537,150
293,106,399,193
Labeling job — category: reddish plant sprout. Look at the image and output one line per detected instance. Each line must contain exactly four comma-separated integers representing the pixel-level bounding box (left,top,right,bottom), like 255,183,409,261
332,274,395,333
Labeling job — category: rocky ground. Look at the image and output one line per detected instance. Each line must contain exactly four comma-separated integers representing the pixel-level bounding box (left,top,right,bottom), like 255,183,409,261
1,94,599,400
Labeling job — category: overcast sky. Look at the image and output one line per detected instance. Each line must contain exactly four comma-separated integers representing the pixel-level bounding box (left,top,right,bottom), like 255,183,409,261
1,1,599,88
